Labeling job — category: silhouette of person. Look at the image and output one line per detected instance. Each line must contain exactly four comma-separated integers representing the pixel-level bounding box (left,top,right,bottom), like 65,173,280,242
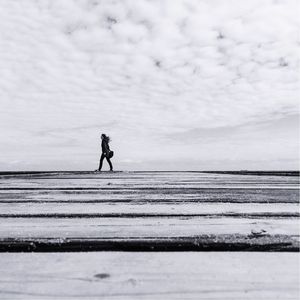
96,134,113,171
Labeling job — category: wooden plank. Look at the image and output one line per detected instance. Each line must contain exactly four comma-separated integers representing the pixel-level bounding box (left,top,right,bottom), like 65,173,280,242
0,252,298,299
0,202,298,215
0,188,298,203
0,216,298,237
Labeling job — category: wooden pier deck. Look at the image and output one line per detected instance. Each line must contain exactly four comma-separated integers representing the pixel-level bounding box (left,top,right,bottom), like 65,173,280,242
0,171,299,251
0,171,299,299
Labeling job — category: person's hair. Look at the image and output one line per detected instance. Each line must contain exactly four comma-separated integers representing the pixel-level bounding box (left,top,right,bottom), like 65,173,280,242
101,133,110,143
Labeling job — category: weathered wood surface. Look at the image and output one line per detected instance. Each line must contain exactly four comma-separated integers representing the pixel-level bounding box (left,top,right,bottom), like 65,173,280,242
0,172,299,299
0,171,299,251
0,252,298,299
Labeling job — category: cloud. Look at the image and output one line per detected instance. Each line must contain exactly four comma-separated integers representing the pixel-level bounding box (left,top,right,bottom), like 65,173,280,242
0,0,299,170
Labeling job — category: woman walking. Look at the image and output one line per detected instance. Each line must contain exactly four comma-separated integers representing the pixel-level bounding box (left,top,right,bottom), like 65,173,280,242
96,134,113,171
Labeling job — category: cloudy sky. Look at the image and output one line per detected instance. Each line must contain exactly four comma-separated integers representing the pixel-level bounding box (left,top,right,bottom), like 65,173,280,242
0,0,299,171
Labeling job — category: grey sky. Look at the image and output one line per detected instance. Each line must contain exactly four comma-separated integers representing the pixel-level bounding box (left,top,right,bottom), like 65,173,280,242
0,0,299,171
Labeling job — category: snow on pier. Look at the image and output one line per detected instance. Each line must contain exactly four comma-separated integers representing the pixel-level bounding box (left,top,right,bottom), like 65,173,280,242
0,171,299,299
0,171,298,251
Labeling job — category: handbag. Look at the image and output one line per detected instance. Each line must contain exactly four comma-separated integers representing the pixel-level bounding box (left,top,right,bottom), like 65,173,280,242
108,150,114,158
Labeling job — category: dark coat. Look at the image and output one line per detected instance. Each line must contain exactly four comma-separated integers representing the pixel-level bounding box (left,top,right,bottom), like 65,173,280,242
101,139,110,155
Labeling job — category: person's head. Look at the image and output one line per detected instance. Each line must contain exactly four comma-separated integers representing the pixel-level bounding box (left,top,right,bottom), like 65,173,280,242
101,133,110,142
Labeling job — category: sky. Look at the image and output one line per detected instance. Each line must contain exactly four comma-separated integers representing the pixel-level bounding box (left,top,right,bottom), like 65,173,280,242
0,0,299,171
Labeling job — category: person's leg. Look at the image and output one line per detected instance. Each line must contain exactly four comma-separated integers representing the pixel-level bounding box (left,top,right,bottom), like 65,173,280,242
98,154,105,171
106,157,113,171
